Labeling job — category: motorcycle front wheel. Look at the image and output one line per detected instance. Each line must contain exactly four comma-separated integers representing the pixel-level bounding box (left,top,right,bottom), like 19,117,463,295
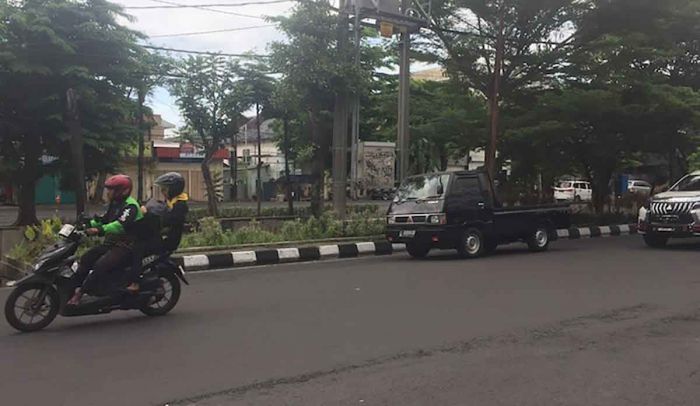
140,274,181,317
5,283,60,332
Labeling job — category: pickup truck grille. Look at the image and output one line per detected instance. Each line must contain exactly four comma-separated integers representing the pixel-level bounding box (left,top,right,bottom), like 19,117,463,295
650,202,694,215
393,215,428,224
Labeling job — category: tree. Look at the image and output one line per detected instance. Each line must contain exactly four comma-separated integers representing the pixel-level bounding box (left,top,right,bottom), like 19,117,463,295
269,0,362,217
0,0,146,224
239,62,276,216
131,53,173,202
169,56,246,217
270,78,303,215
423,0,583,174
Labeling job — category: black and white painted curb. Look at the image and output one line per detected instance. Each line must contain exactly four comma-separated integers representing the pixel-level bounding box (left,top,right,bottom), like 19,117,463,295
175,224,638,272
555,224,637,240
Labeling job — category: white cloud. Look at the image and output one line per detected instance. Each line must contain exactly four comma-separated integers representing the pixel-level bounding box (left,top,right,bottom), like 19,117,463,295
114,0,295,125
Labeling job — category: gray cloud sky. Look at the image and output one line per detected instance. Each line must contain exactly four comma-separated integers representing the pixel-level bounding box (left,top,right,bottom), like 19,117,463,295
115,0,296,128
115,0,426,131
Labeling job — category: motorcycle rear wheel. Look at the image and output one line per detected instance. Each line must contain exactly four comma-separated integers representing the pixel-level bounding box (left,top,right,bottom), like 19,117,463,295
140,274,181,317
5,284,60,333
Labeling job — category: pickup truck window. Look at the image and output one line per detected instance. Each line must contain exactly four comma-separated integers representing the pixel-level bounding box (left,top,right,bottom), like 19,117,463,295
452,177,481,198
395,174,450,201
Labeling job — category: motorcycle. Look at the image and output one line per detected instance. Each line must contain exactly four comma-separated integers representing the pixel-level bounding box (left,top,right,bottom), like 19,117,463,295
4,223,189,332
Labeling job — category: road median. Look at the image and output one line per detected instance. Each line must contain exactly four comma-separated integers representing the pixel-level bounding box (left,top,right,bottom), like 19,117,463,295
175,224,638,272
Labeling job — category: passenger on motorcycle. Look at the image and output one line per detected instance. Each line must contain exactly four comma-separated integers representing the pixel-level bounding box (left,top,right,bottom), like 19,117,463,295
126,172,189,293
67,175,143,305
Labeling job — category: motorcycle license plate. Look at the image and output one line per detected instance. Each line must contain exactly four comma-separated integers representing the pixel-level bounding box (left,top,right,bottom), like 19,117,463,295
59,224,75,238
400,230,416,238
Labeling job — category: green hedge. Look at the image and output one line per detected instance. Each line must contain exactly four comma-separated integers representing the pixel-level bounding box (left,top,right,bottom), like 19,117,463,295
180,213,385,248
186,204,384,223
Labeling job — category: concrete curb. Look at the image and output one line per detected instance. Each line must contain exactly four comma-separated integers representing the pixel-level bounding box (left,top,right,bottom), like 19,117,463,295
176,224,638,272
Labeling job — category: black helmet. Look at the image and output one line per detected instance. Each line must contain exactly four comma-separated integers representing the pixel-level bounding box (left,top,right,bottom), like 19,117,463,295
155,172,185,199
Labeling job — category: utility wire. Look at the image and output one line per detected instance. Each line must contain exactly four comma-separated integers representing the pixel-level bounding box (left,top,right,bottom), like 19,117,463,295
143,0,266,19
149,24,276,38
126,0,291,9
143,44,270,57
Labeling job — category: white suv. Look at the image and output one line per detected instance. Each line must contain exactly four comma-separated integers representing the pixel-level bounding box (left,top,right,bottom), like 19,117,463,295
638,171,700,247
628,180,652,195
554,180,592,202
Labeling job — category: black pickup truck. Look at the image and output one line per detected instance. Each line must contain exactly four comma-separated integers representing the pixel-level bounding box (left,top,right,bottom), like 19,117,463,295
385,170,570,258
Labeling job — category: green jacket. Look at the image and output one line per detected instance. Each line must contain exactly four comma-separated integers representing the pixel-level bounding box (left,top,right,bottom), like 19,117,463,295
90,196,144,243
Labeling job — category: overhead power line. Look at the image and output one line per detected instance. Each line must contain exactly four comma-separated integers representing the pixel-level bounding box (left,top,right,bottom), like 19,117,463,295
149,24,276,38
126,0,292,9
143,44,270,58
143,0,266,19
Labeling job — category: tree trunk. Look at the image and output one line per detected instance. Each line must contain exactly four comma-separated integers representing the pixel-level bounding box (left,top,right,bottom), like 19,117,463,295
256,103,263,217
66,88,87,217
439,150,449,172
309,106,324,218
201,153,219,217
14,131,40,226
92,171,107,204
283,117,294,215
137,89,146,202
592,168,613,215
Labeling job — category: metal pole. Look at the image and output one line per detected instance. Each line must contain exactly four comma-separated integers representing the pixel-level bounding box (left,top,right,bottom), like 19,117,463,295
256,102,262,216
137,89,145,203
397,29,411,182
332,0,349,218
350,6,361,199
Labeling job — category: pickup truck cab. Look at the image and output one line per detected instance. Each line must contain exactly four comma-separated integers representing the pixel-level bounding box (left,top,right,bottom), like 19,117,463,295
386,170,570,258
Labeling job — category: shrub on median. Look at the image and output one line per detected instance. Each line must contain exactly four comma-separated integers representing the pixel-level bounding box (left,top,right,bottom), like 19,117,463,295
7,217,100,265
186,204,384,224
180,212,385,248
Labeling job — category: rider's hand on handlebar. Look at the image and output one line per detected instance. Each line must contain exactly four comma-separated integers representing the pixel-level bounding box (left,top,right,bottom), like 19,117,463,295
86,228,100,236
141,205,148,214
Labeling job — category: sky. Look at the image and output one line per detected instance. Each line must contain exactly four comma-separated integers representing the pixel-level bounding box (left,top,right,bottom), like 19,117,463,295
114,0,432,130
114,0,298,128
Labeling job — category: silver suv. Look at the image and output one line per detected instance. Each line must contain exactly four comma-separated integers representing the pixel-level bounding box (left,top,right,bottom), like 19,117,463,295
638,171,700,247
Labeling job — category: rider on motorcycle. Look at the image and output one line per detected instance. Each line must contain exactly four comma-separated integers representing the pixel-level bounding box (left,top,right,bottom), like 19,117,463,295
68,174,143,305
126,172,189,293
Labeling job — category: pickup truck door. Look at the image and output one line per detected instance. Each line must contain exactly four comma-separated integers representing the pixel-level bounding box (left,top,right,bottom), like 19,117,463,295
446,175,492,227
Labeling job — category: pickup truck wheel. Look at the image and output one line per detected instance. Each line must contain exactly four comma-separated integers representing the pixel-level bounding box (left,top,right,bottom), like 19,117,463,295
643,233,668,248
406,243,430,259
527,226,550,252
458,228,486,259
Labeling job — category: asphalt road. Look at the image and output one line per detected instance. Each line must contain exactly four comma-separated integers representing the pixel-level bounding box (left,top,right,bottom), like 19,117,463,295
1,236,699,406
